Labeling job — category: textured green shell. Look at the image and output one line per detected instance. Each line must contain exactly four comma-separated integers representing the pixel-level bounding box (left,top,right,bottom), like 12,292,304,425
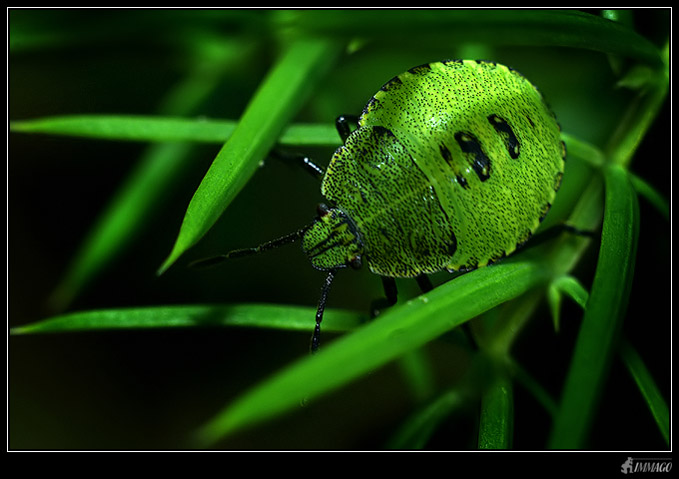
320,60,565,278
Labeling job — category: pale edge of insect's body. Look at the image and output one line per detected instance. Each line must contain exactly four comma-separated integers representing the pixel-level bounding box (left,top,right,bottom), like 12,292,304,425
194,59,566,353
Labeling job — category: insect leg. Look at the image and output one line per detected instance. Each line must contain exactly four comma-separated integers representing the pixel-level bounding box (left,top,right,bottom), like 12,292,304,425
370,277,398,318
382,277,398,305
270,150,325,181
302,156,326,180
311,268,338,354
335,114,360,143
415,274,433,294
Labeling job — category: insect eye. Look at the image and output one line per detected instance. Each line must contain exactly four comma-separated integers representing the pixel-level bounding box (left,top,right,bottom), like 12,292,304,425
348,255,362,270
316,203,331,218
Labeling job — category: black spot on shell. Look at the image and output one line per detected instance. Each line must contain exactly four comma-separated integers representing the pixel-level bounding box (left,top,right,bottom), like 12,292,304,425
454,131,491,181
488,114,520,160
439,142,453,165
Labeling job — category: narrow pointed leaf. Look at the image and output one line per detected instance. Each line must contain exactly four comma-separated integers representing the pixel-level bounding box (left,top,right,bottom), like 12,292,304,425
194,260,551,446
628,172,669,221
620,340,670,446
282,10,663,66
10,115,238,143
158,38,341,275
548,275,589,332
11,115,341,147
10,304,365,335
549,164,640,448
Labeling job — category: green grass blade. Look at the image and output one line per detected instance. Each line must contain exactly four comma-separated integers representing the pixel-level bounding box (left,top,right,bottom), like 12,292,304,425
628,172,670,221
281,10,663,66
620,340,670,446
10,303,364,335
10,115,238,143
194,260,551,446
158,38,341,275
10,115,341,147
478,375,514,449
560,132,606,169
605,40,669,168
551,275,589,310
541,273,668,446
279,122,340,147
548,275,589,331
548,164,640,449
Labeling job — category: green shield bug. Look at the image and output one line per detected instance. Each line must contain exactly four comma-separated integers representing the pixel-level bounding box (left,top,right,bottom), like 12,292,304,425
194,59,565,353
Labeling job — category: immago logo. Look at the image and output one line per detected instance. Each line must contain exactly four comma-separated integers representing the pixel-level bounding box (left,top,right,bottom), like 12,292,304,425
621,457,672,474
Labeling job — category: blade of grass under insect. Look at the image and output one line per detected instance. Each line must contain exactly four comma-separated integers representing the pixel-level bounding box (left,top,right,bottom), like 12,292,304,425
548,164,640,449
10,303,365,335
280,10,663,67
478,375,514,449
619,339,670,446
10,116,341,148
193,259,551,446
158,38,341,275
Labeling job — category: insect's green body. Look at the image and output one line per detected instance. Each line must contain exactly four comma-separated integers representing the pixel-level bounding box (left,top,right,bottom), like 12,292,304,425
207,59,566,351
304,60,565,278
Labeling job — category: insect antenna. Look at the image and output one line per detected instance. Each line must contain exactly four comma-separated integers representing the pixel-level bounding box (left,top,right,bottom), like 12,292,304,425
188,225,311,270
